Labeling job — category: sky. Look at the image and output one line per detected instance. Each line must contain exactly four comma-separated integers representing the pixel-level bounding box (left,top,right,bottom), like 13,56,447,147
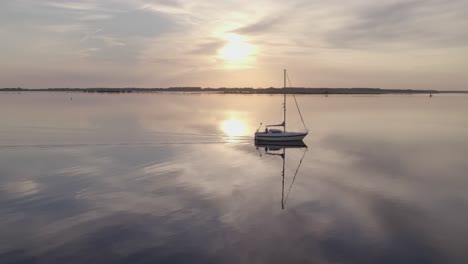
0,0,467,89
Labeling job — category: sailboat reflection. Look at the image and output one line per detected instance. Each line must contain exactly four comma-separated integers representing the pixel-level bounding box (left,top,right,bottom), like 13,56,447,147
255,140,308,209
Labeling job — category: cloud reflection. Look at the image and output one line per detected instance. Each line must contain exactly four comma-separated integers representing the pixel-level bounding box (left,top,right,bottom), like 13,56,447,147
1,93,468,263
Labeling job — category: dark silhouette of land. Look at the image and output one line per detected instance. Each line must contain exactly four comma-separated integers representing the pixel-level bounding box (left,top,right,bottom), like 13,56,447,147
1,87,467,94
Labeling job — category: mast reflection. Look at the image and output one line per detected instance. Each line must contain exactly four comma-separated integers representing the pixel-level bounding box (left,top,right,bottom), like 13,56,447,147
255,140,308,209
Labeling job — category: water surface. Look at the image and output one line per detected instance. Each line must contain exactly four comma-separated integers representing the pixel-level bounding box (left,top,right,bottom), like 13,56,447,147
1,92,468,263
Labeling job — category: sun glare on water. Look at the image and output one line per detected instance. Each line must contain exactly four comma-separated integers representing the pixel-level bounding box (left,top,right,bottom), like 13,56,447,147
222,119,246,137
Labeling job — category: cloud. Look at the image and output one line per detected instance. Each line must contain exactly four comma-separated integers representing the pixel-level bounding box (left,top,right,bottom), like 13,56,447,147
45,1,98,11
93,35,126,47
79,29,126,48
78,14,113,21
79,28,103,42
41,23,86,33
325,0,468,49
189,40,225,55
232,15,287,35
97,9,179,38
140,0,188,14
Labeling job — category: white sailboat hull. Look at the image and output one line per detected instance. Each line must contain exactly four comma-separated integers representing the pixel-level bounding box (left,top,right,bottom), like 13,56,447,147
255,131,308,142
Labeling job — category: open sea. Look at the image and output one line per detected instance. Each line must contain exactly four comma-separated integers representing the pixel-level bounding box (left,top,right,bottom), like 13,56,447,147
1,92,468,264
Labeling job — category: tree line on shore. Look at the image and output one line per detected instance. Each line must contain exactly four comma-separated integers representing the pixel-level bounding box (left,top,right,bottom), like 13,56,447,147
0,87,449,94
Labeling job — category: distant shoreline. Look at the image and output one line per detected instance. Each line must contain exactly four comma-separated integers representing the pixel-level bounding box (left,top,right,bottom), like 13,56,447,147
1,87,467,94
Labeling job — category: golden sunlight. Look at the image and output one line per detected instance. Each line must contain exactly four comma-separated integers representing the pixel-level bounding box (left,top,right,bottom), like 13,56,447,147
219,34,255,68
221,119,246,137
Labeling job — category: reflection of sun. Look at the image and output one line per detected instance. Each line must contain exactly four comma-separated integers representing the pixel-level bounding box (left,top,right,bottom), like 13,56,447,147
219,34,254,68
222,119,245,137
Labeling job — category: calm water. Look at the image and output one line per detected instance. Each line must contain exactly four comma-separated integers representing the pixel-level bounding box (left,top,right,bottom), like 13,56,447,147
1,92,468,264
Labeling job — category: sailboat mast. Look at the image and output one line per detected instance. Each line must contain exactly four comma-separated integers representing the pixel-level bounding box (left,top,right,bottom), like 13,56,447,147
283,69,286,132
281,147,285,210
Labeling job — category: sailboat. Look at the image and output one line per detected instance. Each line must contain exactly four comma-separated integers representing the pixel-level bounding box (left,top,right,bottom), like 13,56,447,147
255,69,308,142
255,141,308,209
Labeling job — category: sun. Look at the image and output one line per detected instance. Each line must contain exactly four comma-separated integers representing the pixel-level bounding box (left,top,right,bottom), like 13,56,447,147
219,34,254,63
222,119,245,137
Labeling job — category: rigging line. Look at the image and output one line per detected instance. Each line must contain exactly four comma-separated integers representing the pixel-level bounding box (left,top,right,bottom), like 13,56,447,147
286,72,308,131
284,148,308,205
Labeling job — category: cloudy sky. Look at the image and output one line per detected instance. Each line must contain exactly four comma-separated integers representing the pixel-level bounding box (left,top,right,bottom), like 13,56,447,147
1,0,467,89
